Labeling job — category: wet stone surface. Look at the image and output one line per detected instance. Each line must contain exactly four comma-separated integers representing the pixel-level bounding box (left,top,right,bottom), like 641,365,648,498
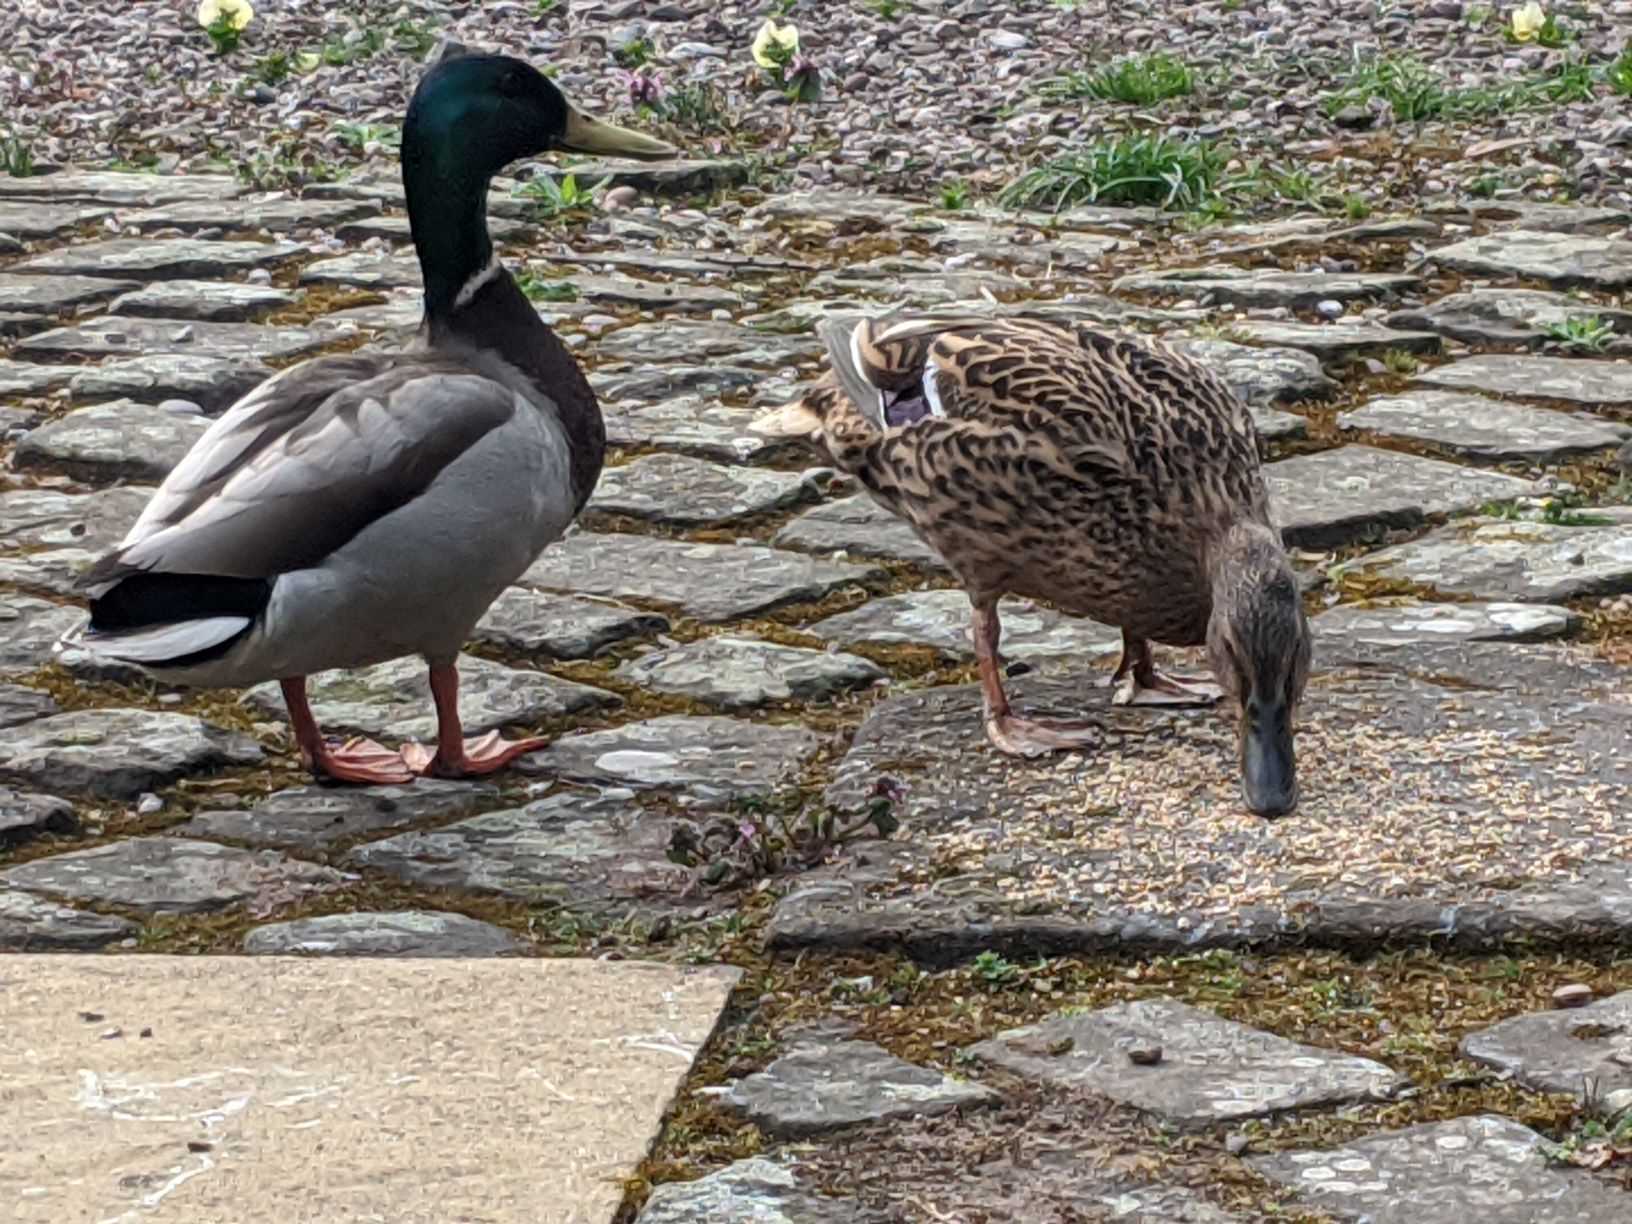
1114,266,1421,308
1264,446,1544,549
0,486,151,551
0,596,85,671
516,714,821,800
11,237,302,281
1224,319,1443,362
1249,1114,1629,1223
472,590,670,660
602,394,801,464
589,453,824,527
616,636,886,711
1459,989,1632,1099
0,710,262,800
811,589,1122,663
350,791,690,909
1388,287,1632,347
0,684,59,729
240,654,618,744
242,910,524,958
773,494,949,570
518,533,885,623
0,787,76,845
0,271,140,312
1337,390,1629,462
107,278,301,322
1416,354,1632,406
1430,229,1632,290
0,889,137,951
1168,338,1336,405
635,1158,859,1224
13,399,211,483
180,780,495,853
724,1039,999,1138
1357,514,1632,602
67,352,271,413
1311,600,1581,646
14,316,329,364
969,999,1407,1127
0,837,348,915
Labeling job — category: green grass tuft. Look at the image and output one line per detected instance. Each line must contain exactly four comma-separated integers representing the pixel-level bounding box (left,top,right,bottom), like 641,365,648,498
999,134,1228,212
1043,52,1194,105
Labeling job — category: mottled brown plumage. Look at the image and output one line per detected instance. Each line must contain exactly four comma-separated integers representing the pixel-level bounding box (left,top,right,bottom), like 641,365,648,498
752,313,1312,815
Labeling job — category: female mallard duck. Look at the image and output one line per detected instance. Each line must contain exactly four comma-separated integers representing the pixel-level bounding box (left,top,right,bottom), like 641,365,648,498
67,50,676,785
752,314,1312,816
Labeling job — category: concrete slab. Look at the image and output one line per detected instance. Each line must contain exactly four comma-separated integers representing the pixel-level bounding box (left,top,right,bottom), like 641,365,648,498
0,954,740,1224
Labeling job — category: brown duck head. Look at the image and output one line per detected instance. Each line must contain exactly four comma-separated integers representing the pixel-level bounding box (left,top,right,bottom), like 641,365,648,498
1205,521,1312,817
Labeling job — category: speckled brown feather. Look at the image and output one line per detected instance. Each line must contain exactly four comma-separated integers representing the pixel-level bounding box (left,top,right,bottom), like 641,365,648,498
766,314,1275,646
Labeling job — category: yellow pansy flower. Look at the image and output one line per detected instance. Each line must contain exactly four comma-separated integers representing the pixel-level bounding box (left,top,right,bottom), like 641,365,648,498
197,0,254,32
1509,2,1546,42
751,19,799,70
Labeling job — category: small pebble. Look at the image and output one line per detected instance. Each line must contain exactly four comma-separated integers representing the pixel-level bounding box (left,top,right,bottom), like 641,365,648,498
1553,983,1594,1008
1315,299,1345,320
1125,1040,1163,1066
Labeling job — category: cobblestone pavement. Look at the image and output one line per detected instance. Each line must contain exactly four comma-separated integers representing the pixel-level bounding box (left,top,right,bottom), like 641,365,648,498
5,2,1632,1220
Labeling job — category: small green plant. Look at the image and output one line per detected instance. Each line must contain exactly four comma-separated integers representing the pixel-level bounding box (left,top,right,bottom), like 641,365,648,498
0,134,35,177
1325,56,1448,121
534,0,559,11
516,171,609,218
1533,61,1596,104
1607,49,1632,96
1544,314,1615,353
999,135,1229,212
613,37,654,69
334,122,401,152
391,19,440,59
1465,172,1503,198
252,51,290,85
322,27,387,67
971,950,1021,987
869,0,903,17
516,273,580,302
1045,52,1194,105
1507,3,1569,48
660,81,733,135
1381,349,1421,375
751,17,820,104
1341,192,1372,220
938,180,972,210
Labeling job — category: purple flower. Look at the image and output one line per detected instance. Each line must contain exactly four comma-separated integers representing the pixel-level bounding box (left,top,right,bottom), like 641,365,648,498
616,68,665,108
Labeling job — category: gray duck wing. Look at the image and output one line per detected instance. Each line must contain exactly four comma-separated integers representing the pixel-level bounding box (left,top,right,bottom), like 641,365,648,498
80,355,521,590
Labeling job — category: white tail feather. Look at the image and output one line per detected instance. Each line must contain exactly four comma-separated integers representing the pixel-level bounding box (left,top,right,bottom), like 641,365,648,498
72,616,251,664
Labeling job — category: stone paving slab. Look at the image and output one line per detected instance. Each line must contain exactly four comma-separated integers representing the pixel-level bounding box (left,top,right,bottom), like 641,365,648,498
1225,319,1442,361
770,646,1632,958
1248,1114,1629,1222
1312,600,1580,646
588,453,822,527
14,315,330,363
0,710,263,799
0,547,102,598
518,533,885,623
810,588,1122,662
0,954,739,1224
616,636,885,710
773,494,950,570
240,654,617,744
0,201,111,239
602,395,802,464
1357,516,1632,602
1459,989,1632,1099
108,278,301,321
0,271,139,313
635,1158,860,1224
12,398,210,482
119,196,381,234
0,889,137,950
0,837,348,914
0,486,152,551
0,684,58,729
516,714,821,799
1113,266,1421,308
0,786,75,845
11,237,303,281
0,358,78,396
724,1039,998,1138
180,779,496,852
0,312,51,339
0,596,84,671
1337,390,1628,462
1264,445,1543,549
1430,229,1632,290
351,791,690,913
969,999,1406,1126
1388,288,1632,348
0,170,245,206
1168,338,1336,405
473,590,670,660
242,910,525,957
591,319,820,367
1415,354,1632,406
68,351,272,413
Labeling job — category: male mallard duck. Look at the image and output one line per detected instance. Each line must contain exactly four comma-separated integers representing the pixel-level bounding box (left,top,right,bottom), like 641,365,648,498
752,314,1312,816
67,50,676,784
